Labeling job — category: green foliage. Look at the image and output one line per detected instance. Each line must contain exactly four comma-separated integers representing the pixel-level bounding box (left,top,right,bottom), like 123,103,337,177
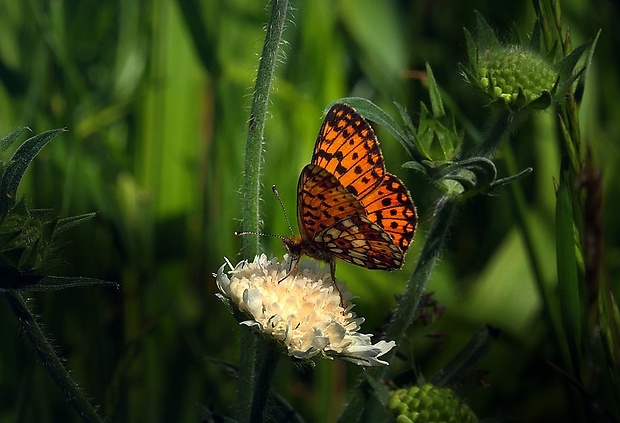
0,127,113,423
0,129,102,284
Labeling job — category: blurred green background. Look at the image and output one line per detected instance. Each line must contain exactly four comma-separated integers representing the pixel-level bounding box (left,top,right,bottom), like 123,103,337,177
0,0,618,422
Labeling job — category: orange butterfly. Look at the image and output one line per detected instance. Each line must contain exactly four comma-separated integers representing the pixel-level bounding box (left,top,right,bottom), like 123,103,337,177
282,103,417,286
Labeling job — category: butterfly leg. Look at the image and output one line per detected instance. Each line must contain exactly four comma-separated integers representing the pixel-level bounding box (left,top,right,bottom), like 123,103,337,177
278,255,300,283
329,261,345,308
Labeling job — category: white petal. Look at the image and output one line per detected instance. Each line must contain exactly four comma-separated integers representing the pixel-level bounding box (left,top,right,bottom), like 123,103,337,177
214,255,396,366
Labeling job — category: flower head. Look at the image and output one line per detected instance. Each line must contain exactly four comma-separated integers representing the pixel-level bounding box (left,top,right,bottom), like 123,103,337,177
389,384,478,423
473,45,557,108
214,254,396,366
462,12,590,111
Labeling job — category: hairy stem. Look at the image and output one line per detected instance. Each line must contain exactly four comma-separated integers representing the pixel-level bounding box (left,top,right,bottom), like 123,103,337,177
238,1,290,422
5,291,104,423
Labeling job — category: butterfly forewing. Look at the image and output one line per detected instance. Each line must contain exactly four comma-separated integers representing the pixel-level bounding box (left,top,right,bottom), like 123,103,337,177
311,103,417,250
296,164,366,241
312,104,385,199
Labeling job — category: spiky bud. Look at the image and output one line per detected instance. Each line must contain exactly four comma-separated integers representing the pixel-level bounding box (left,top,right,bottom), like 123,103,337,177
389,384,478,423
476,45,557,108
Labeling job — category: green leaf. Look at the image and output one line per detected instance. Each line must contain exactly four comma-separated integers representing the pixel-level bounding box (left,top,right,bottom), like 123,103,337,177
394,101,417,143
574,29,601,104
473,10,502,50
402,160,428,176
430,325,500,387
529,19,542,52
197,404,237,423
528,90,553,110
363,371,392,409
267,391,306,423
0,127,28,155
16,276,118,292
414,104,460,162
556,168,583,374
0,128,67,218
598,280,620,392
489,166,533,192
463,28,477,69
55,212,97,234
426,63,445,118
554,39,592,99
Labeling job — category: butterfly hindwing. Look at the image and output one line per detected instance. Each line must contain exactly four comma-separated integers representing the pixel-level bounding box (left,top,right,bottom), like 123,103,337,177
356,174,417,251
312,214,403,270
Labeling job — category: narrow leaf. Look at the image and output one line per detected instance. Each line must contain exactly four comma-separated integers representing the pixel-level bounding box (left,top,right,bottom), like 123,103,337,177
598,277,620,394
425,63,445,117
19,276,118,292
473,10,502,50
55,212,97,234
197,404,237,423
555,40,590,85
402,160,428,176
363,371,392,409
0,128,66,217
267,391,306,423
529,19,542,51
430,325,500,387
463,28,477,68
556,168,583,375
575,29,601,104
0,127,28,154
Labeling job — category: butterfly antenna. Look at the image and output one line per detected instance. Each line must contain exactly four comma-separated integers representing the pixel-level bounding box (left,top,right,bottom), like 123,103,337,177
272,184,295,235
234,230,285,240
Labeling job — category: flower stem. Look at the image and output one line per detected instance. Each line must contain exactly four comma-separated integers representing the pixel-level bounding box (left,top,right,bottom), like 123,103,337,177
250,342,280,423
241,0,289,256
4,291,104,423
238,1,289,422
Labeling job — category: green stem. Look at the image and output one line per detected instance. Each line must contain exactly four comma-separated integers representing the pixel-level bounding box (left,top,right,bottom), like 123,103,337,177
339,107,517,422
385,196,455,345
238,1,289,422
4,291,104,423
241,0,289,255
250,342,280,423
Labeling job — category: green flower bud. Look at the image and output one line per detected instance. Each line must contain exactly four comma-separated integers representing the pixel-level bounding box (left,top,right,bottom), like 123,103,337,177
476,45,557,108
389,384,478,423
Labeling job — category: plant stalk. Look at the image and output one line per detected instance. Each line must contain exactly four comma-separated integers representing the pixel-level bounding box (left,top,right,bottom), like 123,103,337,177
238,1,290,422
4,291,104,423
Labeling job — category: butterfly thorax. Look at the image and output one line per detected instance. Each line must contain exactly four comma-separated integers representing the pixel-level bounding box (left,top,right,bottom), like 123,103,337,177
282,234,334,264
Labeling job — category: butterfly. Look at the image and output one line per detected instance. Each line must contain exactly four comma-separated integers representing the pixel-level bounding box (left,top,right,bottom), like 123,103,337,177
281,103,417,289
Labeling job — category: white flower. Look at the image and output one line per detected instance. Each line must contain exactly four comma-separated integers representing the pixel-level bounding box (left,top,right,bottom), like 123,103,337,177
214,254,396,366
